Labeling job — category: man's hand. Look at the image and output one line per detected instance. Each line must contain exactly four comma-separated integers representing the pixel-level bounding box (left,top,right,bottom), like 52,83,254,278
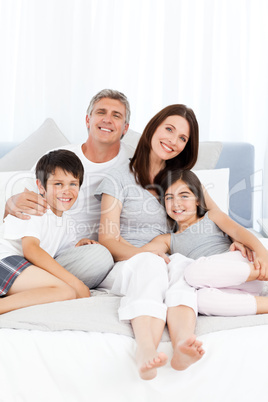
5,188,49,220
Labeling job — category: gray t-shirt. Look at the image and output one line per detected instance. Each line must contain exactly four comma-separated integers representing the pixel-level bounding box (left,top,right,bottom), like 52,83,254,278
95,165,168,247
170,213,232,259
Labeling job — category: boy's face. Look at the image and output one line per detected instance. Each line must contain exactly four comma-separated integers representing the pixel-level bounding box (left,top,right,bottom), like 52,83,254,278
37,168,80,217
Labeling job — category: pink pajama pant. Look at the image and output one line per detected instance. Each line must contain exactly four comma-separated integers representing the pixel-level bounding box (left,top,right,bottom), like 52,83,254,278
184,251,264,316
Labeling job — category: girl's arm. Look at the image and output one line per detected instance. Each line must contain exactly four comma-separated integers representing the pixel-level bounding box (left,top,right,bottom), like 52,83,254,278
208,209,268,279
98,194,143,261
22,236,91,297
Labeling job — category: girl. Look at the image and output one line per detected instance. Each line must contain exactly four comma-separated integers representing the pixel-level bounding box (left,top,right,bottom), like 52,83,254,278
144,169,268,317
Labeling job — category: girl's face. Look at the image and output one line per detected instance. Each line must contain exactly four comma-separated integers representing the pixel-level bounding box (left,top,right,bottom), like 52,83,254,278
164,179,199,226
150,115,190,162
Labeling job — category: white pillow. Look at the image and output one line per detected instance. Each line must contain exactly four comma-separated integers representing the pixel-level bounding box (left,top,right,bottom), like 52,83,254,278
0,170,35,222
122,128,141,150
0,118,70,172
193,168,230,214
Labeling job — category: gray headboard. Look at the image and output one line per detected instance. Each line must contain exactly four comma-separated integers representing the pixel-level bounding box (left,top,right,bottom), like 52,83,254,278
216,142,254,228
195,141,254,228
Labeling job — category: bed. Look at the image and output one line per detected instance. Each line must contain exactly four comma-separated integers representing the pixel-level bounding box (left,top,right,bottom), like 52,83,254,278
0,119,268,402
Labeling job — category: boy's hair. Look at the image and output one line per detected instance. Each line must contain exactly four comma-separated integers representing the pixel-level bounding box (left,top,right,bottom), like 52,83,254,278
159,169,207,231
86,89,131,124
35,149,84,189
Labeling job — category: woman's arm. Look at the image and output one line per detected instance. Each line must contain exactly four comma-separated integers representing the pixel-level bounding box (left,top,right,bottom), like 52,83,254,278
22,236,91,297
99,193,171,263
140,234,171,263
203,188,253,260
208,209,268,278
98,194,142,261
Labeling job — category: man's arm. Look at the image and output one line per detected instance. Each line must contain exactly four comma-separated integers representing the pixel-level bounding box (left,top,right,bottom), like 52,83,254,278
4,189,49,220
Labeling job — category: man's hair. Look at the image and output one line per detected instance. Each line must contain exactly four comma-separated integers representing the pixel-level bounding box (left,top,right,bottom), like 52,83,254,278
35,149,84,189
86,89,130,124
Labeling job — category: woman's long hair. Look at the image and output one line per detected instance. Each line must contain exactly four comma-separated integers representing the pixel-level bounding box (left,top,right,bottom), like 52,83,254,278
129,104,199,189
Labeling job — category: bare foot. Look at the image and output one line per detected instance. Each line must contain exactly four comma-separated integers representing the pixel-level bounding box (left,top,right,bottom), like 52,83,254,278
171,335,205,371
136,347,168,380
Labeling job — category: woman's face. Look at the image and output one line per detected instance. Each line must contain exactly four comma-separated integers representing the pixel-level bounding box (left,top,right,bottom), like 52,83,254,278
150,115,190,162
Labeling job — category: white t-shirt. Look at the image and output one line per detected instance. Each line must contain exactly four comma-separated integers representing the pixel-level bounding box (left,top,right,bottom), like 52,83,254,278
26,142,134,243
0,210,76,261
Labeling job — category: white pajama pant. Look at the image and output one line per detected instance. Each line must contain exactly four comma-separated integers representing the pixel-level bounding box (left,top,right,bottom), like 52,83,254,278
99,252,197,322
184,251,264,316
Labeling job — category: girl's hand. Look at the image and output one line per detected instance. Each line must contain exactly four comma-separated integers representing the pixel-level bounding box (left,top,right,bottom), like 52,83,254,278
254,251,268,280
229,241,254,262
75,238,99,247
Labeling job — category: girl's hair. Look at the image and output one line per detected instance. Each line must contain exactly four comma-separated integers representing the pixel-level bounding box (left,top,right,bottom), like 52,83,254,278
35,149,84,189
129,104,199,189
159,169,208,231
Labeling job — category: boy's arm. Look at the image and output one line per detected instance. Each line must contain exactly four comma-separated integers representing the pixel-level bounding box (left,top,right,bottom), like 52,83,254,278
21,236,90,297
208,210,268,279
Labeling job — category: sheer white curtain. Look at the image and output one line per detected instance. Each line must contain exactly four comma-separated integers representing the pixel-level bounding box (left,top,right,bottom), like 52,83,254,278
0,0,268,215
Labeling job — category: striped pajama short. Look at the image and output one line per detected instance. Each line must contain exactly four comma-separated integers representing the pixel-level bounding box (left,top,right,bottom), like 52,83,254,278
0,255,31,296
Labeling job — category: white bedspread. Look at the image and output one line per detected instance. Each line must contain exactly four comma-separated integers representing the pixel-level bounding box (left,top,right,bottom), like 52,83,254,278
1,325,267,402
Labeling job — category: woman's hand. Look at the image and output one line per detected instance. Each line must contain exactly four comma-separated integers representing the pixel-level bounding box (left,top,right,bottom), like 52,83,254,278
75,238,99,247
229,241,254,262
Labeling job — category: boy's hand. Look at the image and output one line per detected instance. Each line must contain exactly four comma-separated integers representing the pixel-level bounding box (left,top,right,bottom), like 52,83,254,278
75,238,99,247
5,188,49,220
72,278,91,298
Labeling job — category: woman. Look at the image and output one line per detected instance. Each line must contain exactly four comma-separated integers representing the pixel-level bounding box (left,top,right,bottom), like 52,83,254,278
95,104,244,380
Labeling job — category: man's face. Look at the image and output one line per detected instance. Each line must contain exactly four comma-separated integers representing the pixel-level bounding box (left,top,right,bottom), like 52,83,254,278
86,98,129,146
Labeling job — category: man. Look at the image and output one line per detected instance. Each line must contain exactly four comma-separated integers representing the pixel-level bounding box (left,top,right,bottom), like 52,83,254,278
4,89,133,288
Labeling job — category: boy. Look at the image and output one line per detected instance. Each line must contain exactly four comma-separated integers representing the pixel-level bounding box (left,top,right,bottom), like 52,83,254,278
0,149,92,315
